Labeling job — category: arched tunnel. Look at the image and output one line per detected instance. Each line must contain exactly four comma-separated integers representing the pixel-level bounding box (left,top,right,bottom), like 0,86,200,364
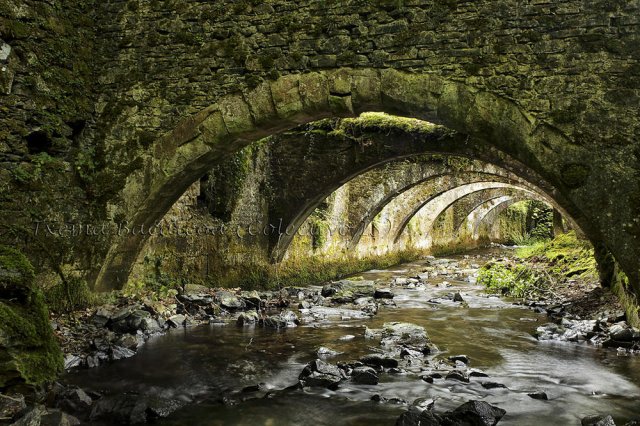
1,0,640,424
111,111,582,290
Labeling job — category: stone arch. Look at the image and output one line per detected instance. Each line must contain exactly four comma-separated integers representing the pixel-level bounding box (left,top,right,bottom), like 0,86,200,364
475,197,550,241
95,69,621,291
345,166,540,251
392,182,536,247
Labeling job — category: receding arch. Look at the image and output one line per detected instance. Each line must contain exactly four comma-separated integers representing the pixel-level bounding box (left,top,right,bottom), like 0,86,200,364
95,69,615,291
392,182,536,246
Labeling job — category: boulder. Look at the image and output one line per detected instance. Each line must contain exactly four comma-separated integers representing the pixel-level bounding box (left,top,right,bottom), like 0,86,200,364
360,354,398,368
395,407,441,426
380,322,436,354
444,400,506,426
609,323,635,342
110,345,136,361
12,405,80,426
582,415,616,426
527,391,548,400
317,347,342,358
215,291,245,310
321,280,375,302
237,311,260,326
56,386,92,413
448,354,469,364
167,314,186,328
262,310,299,328
374,289,395,299
351,366,379,385
90,394,149,425
445,369,470,383
299,359,344,389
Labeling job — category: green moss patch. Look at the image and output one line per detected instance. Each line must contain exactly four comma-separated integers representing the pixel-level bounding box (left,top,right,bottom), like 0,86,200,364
0,246,63,390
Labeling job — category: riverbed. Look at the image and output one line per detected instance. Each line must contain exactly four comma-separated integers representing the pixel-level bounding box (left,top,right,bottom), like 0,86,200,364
63,249,640,425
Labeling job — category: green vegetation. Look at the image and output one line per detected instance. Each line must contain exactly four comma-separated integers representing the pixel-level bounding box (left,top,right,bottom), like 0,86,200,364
43,276,97,314
478,261,545,298
215,248,426,291
0,246,63,389
478,232,597,299
515,231,597,279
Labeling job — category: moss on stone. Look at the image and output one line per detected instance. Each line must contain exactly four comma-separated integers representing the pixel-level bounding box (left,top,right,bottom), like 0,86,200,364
0,246,63,390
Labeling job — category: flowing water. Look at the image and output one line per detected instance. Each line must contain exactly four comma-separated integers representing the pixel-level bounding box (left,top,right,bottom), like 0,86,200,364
64,249,640,425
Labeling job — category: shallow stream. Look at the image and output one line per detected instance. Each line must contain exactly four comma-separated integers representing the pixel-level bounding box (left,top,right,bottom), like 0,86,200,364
64,249,640,425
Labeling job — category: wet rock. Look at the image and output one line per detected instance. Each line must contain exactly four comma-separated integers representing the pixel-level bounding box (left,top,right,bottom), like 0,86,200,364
42,410,82,425
215,291,245,310
445,369,469,383
167,314,186,328
302,306,372,321
374,288,395,299
395,407,441,426
413,398,436,411
298,301,312,309
13,405,81,426
110,345,136,361
63,355,83,370
240,291,262,309
468,368,489,377
364,327,383,339
582,415,616,426
86,352,108,368
321,280,375,302
317,346,342,358
91,307,113,327
139,317,161,333
380,322,435,354
444,400,506,425
262,310,299,328
90,394,149,424
299,359,344,389
116,333,144,350
400,347,424,359
448,354,469,364
527,391,548,400
351,366,379,385
360,354,398,368
393,278,409,286
56,386,92,413
0,392,25,420
453,292,464,302
111,309,152,334
145,396,187,420
536,319,597,342
609,322,635,342
371,395,407,405
482,382,507,389
237,311,259,326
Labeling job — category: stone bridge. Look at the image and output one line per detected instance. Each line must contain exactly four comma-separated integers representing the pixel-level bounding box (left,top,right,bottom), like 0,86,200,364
0,0,638,310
